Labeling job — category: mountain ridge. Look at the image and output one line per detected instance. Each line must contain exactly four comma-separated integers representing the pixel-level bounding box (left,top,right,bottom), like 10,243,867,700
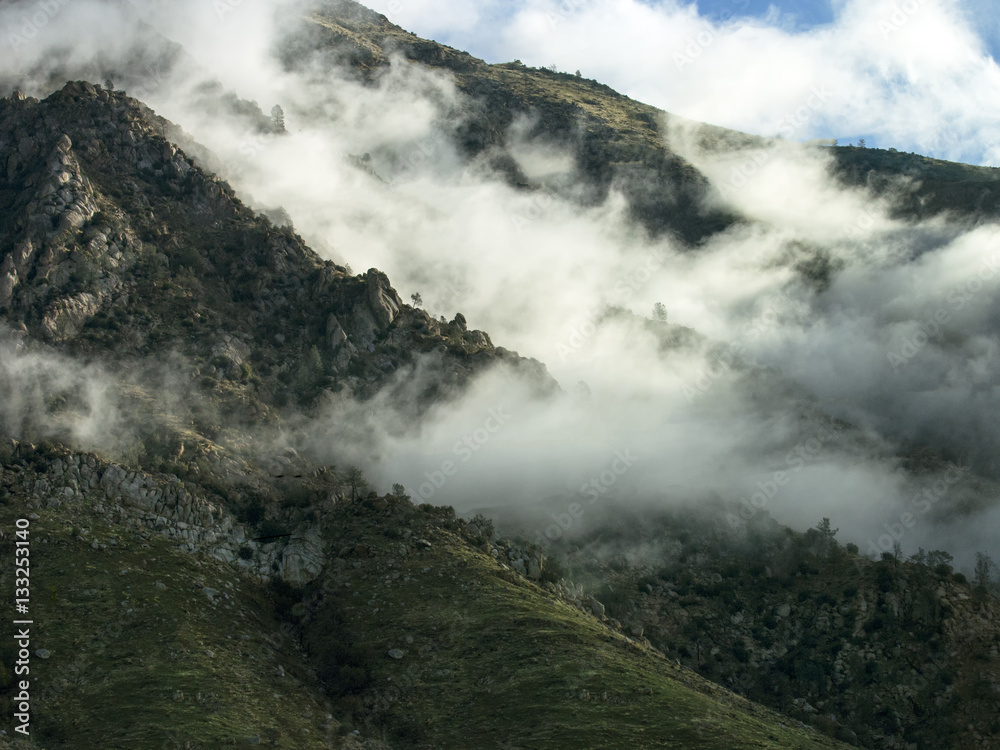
1,2,1000,749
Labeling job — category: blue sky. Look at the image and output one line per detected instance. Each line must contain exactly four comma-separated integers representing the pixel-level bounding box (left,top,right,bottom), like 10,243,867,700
366,0,1000,167
695,0,834,28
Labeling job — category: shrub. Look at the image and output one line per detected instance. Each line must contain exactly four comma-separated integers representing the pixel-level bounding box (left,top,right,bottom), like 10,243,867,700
237,499,265,527
540,555,566,584
875,563,895,592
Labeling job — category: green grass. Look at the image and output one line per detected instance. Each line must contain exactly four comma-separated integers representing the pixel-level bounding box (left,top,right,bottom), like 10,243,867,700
0,499,338,749
302,501,852,749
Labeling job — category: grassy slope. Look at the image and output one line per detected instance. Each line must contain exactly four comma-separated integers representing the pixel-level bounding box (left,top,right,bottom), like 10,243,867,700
0,453,855,750
0,486,340,749
304,499,852,749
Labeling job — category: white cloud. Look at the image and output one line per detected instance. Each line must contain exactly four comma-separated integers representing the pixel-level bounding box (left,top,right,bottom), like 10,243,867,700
364,0,1000,165
5,0,1000,568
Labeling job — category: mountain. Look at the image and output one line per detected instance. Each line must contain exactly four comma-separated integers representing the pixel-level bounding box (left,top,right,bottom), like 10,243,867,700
2,2,1000,749
0,81,844,750
287,0,1000,235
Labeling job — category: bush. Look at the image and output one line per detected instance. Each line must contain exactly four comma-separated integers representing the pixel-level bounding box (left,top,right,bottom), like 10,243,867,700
875,563,895,592
306,601,378,697
237,498,265,527
540,555,566,584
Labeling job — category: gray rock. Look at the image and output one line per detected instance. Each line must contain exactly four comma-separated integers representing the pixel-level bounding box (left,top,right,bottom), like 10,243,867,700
35,649,50,659
366,268,401,329
387,649,404,659
327,314,348,350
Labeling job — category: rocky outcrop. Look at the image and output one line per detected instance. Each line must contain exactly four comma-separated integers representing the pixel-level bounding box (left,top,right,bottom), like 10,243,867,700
41,291,102,339
365,268,401,329
0,96,144,337
3,440,325,586
337,270,402,354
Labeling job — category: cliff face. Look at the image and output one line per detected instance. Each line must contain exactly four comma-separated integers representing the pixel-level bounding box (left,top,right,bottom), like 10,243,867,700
0,81,520,369
0,82,552,473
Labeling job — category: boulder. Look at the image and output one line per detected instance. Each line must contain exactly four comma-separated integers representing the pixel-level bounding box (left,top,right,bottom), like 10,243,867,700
327,314,348,350
365,268,401,329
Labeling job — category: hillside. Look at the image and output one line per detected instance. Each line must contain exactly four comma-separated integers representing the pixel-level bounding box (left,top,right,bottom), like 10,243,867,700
0,440,852,749
2,2,1000,749
492,500,1000,749
0,80,854,750
288,0,1000,236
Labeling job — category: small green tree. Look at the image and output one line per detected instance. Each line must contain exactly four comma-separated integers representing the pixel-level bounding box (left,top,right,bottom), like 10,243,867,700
927,550,954,574
345,466,367,500
391,482,409,500
816,517,837,539
271,104,286,132
410,293,422,308
652,302,667,322
974,552,995,590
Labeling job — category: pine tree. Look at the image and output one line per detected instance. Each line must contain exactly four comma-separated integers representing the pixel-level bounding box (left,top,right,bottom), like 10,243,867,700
975,552,995,590
346,467,367,500
271,105,285,133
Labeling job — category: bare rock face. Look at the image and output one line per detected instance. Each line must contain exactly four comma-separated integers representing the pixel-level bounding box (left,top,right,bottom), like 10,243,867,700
41,291,102,340
280,527,325,586
211,335,252,368
365,268,401,329
0,97,136,337
326,313,348,350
